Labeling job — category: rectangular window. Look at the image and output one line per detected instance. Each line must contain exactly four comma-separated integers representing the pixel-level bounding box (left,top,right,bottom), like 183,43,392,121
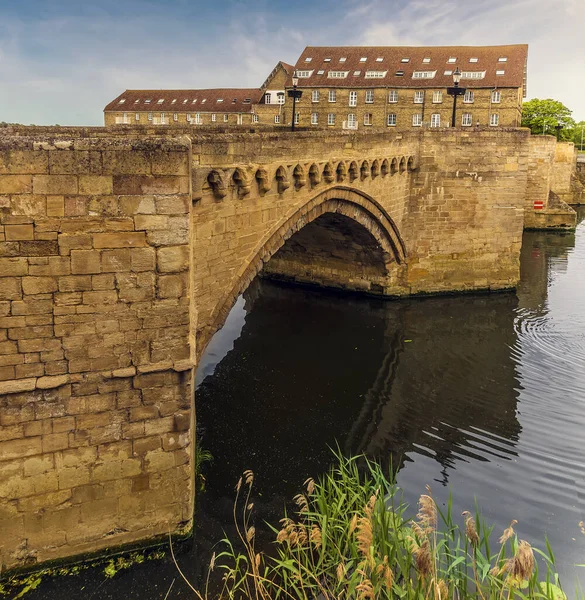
194,113,201,124
160,112,166,124
364,113,373,126
365,90,374,103
186,114,191,122
328,90,337,103
296,70,313,78
447,57,457,63
491,90,501,103
173,113,178,121
277,93,285,104
412,70,436,79
498,57,508,62
148,112,153,121
496,69,505,75
414,91,424,104
430,113,441,127
253,114,259,123
401,57,410,63
463,90,474,103
462,113,472,126
388,90,398,103
312,90,320,103
328,71,349,78
364,71,387,78
432,91,443,103
360,57,367,62
387,113,397,126
224,114,229,122
311,112,318,125
135,113,140,121
412,114,422,127
490,113,500,126
347,113,357,128
353,71,361,76
422,57,431,63
274,115,280,124
237,114,243,125
460,71,486,79
294,112,299,125
395,70,404,76
328,113,335,125
349,91,357,107
211,114,216,122
469,57,479,63
265,92,272,104
122,112,128,123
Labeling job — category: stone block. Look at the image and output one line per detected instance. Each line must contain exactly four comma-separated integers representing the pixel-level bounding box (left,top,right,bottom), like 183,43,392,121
71,250,101,274
101,249,131,272
112,175,185,195
0,277,22,300
20,241,60,257
46,195,65,217
0,257,28,276
0,175,32,194
33,175,78,195
22,276,58,295
157,246,189,273
79,176,113,195
155,196,190,214
0,436,42,460
36,375,70,390
93,232,147,249
134,215,169,231
5,224,34,241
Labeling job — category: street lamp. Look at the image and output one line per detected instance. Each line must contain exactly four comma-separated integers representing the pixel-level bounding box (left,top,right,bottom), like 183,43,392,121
287,71,303,132
554,124,562,141
446,67,466,128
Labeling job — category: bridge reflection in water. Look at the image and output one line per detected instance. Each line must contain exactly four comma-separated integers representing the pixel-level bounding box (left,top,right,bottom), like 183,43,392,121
195,209,585,592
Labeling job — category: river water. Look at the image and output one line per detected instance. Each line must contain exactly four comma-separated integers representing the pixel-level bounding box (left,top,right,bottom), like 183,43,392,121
26,210,585,598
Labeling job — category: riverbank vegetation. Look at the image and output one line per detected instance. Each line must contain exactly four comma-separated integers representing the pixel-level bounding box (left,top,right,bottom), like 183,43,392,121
178,452,574,600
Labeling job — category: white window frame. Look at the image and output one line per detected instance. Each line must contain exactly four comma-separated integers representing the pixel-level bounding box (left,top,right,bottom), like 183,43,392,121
294,112,299,125
327,113,335,125
387,113,397,127
328,71,349,79
347,113,357,128
277,93,285,105
460,71,486,80
412,114,422,127
349,91,357,107
135,113,140,121
432,91,443,103
173,113,178,122
462,113,473,127
148,112,153,121
388,90,398,103
365,90,374,103
463,90,474,103
253,114,259,123
328,90,336,103
430,113,441,128
194,113,202,125
364,113,373,126
265,92,272,104
211,114,216,122
491,90,501,103
274,115,280,124
412,71,436,79
490,113,500,126
237,114,243,125
414,91,424,104
224,114,229,122
311,112,318,125
296,70,313,78
364,71,387,78
312,90,320,103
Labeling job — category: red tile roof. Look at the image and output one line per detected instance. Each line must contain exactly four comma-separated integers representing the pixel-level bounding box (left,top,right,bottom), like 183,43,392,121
292,45,528,90
104,88,263,113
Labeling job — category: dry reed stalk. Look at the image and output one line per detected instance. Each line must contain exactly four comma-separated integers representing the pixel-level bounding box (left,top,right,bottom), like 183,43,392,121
499,520,518,544
462,511,480,547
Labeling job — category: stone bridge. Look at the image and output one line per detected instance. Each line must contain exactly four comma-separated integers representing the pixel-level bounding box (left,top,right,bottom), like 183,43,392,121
0,127,579,571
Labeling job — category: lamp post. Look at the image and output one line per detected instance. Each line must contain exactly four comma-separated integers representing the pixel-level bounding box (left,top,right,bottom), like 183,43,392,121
554,123,562,141
287,71,303,132
446,67,466,128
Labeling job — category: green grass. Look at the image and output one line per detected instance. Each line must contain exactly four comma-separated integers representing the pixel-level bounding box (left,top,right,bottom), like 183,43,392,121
180,451,575,600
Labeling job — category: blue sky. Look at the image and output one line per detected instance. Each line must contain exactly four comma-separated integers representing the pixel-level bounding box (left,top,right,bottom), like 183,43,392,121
0,0,583,125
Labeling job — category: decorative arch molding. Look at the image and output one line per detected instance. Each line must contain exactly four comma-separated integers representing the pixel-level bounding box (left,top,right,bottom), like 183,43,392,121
200,187,407,352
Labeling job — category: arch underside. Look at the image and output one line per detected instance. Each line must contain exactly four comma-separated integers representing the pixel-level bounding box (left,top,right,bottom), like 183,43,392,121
198,187,407,354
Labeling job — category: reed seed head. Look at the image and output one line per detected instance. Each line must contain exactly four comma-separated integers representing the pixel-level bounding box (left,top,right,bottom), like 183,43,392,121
417,494,437,532
349,513,358,534
310,525,322,548
462,511,479,547
246,526,255,542
337,562,346,582
510,540,535,582
579,521,585,536
209,551,216,571
499,519,518,545
243,469,254,486
415,539,433,577
437,579,449,600
236,477,242,492
356,516,373,558
304,477,315,495
356,577,375,599
255,552,261,569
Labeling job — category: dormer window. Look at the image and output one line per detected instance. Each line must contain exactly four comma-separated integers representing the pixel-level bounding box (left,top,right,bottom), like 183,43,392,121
401,57,410,63
157,99,164,104
118,99,126,104
360,57,367,62
144,99,152,104
134,99,140,104
232,98,237,103
496,70,505,75
498,57,508,62
422,57,431,63
376,57,383,62
201,99,206,103
324,58,331,62
192,99,197,103
353,70,361,76
305,57,312,62
339,57,347,62
183,99,188,104
395,70,404,76
217,98,224,103
469,58,479,63
447,57,457,63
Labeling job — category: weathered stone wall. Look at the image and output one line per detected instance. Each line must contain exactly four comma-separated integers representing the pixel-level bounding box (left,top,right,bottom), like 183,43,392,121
551,142,581,204
0,136,194,571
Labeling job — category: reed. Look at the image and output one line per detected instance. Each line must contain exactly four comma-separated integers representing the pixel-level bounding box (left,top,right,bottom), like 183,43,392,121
178,451,573,600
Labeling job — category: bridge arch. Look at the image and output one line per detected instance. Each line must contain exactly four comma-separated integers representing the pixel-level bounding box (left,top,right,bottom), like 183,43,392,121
200,186,407,352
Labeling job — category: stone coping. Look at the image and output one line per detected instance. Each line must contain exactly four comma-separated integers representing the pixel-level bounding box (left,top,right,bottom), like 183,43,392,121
0,360,194,395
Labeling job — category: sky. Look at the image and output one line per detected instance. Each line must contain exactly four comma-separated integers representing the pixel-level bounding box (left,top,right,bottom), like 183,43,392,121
0,0,583,126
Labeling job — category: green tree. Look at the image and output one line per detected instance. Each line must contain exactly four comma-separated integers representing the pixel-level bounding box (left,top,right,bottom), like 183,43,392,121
571,120,585,151
521,98,575,140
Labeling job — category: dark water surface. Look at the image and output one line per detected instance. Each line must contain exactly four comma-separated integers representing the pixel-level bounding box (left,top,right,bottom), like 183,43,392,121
26,210,585,598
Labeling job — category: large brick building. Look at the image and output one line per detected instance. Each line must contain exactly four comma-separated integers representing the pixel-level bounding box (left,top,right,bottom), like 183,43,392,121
104,45,527,130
